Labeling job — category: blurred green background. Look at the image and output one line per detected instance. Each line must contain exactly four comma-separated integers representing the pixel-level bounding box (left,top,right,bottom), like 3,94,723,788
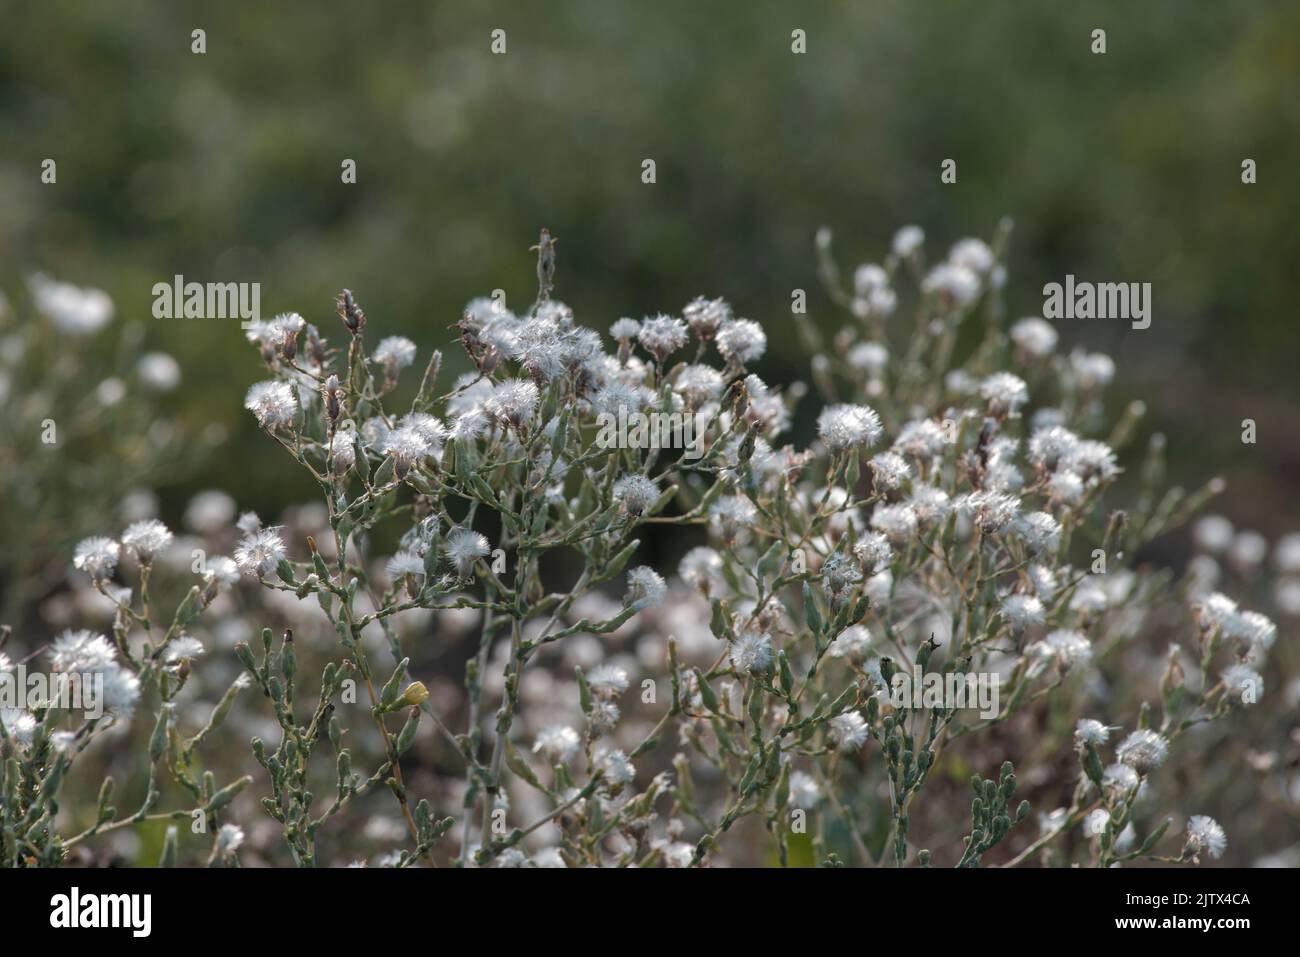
2,0,1298,528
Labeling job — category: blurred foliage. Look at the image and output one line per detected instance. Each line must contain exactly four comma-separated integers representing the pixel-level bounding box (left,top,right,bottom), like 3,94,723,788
1,0,1297,526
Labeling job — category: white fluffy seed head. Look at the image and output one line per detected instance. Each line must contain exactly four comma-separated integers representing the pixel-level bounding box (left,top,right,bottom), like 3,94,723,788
871,503,918,543
609,317,641,340
817,404,883,452
598,748,635,786
612,474,661,515
120,519,173,563
679,546,724,592
1194,592,1239,631
444,527,490,578
1070,350,1115,390
715,318,767,366
960,491,1021,535
385,550,425,581
922,263,980,310
636,314,689,363
205,556,240,588
673,364,724,406
1064,439,1118,484
683,296,732,341
534,725,581,762
1074,719,1111,748
382,425,433,469
869,451,911,491
1009,317,1058,358
1000,594,1045,630
729,631,774,674
49,630,139,717
329,430,358,471
908,486,951,528
626,566,667,610
848,341,889,375
244,380,298,429
50,629,117,672
484,378,539,429
1039,629,1092,671
788,770,822,809
1027,425,1079,472
829,712,870,752
1117,729,1170,775
710,495,757,540
1220,663,1262,703
163,635,206,663
892,224,924,257
1016,511,1061,555
1184,815,1226,860
894,419,948,459
587,663,631,698
216,823,245,854
234,527,288,577
31,274,114,334
1083,808,1110,838
1046,470,1084,505
949,238,994,274
853,533,894,575
828,625,872,659
980,372,1029,416
373,335,417,370
74,536,120,580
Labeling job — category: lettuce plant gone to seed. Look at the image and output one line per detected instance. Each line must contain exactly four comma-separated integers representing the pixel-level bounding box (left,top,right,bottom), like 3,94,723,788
1,222,1288,867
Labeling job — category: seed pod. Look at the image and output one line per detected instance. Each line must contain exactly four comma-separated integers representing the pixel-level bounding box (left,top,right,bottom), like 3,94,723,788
396,708,421,755
321,374,343,422
379,659,410,711
159,827,178,868
206,775,252,812
778,651,794,696
336,288,366,335
1080,745,1103,790
281,630,296,685
695,669,720,713
149,706,173,763
96,777,115,823
234,641,257,674
39,753,67,802
305,323,327,365
576,667,593,714
1000,772,1017,800
803,583,822,636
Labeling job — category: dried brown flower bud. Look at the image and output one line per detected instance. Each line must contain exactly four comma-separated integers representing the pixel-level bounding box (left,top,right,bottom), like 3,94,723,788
336,288,366,335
